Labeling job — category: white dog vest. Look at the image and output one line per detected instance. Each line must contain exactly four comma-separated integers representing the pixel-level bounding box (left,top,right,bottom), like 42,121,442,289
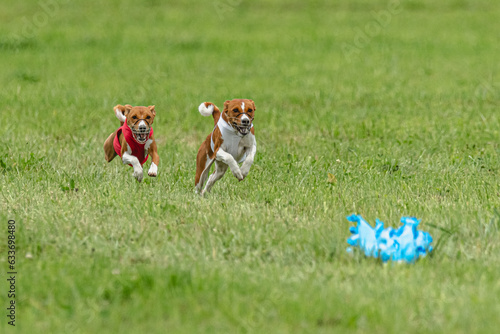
211,117,252,163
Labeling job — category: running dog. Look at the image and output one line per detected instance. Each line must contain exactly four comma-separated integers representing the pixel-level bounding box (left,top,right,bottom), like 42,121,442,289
195,99,257,195
103,104,159,182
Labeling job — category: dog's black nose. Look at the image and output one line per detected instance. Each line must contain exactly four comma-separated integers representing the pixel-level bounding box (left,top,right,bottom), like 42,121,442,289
241,118,250,126
139,123,147,131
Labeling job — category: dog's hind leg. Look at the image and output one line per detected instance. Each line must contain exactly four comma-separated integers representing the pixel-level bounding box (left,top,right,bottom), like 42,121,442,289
196,158,214,195
103,132,117,162
201,161,228,196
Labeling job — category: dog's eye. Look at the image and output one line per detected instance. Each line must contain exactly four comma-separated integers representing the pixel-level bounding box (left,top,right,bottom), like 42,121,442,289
146,116,151,119
247,109,253,113
232,108,239,113
132,116,137,119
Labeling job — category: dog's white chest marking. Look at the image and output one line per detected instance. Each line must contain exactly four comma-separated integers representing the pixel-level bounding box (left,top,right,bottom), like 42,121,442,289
144,139,153,158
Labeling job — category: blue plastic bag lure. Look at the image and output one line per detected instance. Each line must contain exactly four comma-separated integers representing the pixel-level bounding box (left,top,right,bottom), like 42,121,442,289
346,214,433,263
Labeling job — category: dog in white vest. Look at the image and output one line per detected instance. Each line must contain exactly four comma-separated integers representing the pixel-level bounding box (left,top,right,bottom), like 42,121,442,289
195,99,257,195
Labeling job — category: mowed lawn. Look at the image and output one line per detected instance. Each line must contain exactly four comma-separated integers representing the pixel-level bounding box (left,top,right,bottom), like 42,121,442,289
1,0,500,332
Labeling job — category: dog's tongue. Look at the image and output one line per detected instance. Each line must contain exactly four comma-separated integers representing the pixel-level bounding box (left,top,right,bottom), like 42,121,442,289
134,132,147,142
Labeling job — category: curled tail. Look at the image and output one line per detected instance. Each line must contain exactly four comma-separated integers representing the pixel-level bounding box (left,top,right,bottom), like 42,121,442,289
114,104,132,126
198,102,215,116
198,102,221,125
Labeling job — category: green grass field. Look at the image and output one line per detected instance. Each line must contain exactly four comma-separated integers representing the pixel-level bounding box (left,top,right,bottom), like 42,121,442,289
1,0,500,332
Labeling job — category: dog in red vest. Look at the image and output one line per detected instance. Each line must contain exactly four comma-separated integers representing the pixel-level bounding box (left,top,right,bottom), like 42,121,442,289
103,104,159,182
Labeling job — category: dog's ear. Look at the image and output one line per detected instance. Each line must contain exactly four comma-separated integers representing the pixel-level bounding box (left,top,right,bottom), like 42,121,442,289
223,100,231,113
114,104,132,123
248,100,256,111
148,105,156,123
148,105,156,117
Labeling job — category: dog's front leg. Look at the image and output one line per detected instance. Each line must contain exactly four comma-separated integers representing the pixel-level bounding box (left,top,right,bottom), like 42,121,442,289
216,148,243,180
122,148,143,182
240,139,256,180
146,140,159,177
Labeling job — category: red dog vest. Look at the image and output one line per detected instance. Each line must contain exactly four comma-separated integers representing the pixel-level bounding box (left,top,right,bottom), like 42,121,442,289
113,122,153,166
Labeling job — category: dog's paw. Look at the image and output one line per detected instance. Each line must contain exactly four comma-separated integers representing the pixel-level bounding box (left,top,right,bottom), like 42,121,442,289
148,162,158,177
133,168,144,182
232,169,244,181
240,166,251,180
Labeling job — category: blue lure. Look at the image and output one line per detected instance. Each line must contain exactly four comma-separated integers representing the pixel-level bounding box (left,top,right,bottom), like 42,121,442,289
346,214,433,263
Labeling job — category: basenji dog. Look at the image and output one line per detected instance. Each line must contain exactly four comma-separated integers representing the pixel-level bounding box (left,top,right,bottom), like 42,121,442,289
195,99,257,195
103,104,159,182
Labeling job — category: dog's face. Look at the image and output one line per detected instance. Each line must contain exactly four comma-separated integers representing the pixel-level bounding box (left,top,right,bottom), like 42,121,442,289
223,99,255,135
116,105,156,144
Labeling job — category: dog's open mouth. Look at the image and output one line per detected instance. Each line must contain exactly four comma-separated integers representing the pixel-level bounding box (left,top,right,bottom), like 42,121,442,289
132,130,149,144
234,123,252,135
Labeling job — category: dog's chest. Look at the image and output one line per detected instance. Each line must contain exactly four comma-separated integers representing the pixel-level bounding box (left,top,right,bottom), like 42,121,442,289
221,134,252,163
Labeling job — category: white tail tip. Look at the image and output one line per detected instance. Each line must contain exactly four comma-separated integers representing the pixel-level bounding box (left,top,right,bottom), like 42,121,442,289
115,108,127,123
198,103,214,117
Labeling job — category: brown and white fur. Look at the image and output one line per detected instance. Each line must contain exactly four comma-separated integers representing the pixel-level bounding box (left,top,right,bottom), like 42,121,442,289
195,99,257,195
103,104,159,182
